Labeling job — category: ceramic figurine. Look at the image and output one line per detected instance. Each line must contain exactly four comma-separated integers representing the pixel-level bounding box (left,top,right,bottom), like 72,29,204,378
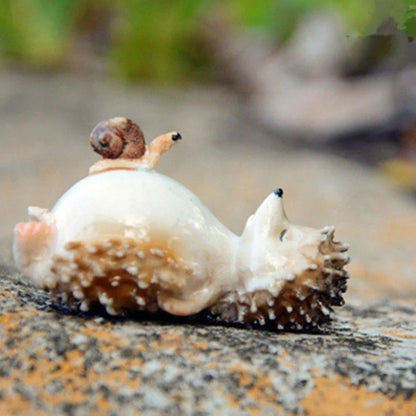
13,117,349,330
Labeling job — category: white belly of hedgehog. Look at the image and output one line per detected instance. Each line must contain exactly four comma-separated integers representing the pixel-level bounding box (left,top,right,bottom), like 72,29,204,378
45,170,237,317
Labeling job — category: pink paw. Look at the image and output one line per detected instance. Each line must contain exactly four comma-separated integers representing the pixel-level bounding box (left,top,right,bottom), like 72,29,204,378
13,222,53,266
14,222,52,245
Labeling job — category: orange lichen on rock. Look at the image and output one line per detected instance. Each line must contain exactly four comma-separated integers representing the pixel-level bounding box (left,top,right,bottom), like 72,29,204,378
301,375,416,416
381,329,416,340
0,289,13,299
226,363,283,414
0,393,51,416
0,301,150,415
157,331,185,352
81,324,128,352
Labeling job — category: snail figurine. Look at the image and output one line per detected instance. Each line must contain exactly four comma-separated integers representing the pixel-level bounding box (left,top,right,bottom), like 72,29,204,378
13,117,349,330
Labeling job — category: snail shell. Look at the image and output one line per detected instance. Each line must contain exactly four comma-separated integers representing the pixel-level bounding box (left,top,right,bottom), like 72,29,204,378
90,117,146,159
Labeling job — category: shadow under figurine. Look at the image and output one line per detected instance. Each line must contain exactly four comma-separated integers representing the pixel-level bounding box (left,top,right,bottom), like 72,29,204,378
13,117,349,331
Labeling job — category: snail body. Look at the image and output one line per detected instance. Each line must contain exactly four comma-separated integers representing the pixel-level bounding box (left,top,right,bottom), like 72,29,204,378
13,118,349,330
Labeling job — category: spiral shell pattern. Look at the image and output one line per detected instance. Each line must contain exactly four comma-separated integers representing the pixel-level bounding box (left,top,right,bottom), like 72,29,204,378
89,117,146,159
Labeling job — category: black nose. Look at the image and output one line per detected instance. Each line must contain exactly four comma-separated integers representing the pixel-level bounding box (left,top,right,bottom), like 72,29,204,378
273,188,283,197
171,132,182,141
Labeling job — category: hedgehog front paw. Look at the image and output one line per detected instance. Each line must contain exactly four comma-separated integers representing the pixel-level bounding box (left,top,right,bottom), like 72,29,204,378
13,221,53,268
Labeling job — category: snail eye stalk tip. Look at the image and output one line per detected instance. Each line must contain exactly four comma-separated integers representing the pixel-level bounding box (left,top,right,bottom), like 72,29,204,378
172,132,182,141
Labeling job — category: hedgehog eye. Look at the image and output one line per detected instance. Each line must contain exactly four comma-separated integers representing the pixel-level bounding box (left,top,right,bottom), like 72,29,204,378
279,229,287,241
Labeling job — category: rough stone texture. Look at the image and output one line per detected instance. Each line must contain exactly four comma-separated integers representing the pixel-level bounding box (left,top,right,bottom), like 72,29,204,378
0,70,415,415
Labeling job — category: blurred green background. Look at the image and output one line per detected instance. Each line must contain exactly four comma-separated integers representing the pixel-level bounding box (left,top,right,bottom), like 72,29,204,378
1,0,416,194
0,0,415,83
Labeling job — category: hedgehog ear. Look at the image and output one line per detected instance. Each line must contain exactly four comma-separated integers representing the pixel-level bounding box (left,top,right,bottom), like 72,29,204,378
241,189,288,241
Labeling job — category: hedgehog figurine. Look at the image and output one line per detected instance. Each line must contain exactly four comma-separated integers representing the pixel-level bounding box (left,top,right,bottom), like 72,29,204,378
13,117,349,330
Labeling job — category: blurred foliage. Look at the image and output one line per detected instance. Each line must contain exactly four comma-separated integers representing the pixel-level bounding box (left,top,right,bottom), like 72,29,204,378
402,5,416,38
0,0,74,68
228,0,415,40
111,0,213,82
0,0,414,81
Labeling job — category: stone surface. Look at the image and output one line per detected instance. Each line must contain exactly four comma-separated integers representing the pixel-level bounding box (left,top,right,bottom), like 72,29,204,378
0,70,415,415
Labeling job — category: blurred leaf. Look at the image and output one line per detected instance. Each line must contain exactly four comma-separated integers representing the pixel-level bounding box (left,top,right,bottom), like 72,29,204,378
401,5,416,38
111,0,213,82
0,0,76,67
